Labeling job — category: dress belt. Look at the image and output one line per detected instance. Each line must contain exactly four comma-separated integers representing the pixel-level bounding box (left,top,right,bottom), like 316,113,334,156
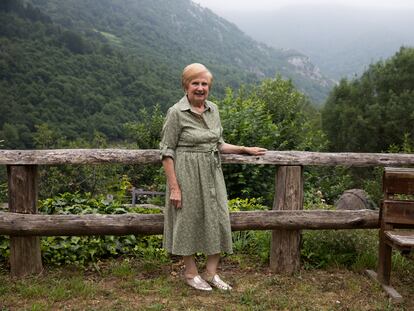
175,146,221,169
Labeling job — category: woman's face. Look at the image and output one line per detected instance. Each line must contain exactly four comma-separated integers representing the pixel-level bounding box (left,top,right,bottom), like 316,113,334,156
186,73,210,105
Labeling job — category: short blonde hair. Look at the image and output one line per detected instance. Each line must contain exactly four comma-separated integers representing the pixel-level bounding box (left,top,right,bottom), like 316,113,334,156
181,63,213,90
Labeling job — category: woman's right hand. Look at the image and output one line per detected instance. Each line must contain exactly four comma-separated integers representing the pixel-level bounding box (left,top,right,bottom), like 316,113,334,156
170,186,182,209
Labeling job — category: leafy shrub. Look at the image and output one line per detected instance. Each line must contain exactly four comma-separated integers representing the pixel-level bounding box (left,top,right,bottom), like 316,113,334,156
361,167,384,205
301,229,378,270
301,229,414,276
228,197,267,212
0,192,168,266
303,166,354,207
229,198,270,263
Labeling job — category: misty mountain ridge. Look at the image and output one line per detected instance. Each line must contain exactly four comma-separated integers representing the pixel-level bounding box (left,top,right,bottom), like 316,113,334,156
218,4,414,79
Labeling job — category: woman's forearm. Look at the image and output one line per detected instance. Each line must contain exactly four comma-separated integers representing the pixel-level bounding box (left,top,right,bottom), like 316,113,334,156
162,157,182,208
162,157,180,190
218,143,267,156
218,143,246,154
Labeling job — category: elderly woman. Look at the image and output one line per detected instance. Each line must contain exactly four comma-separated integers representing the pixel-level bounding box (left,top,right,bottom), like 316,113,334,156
160,63,266,291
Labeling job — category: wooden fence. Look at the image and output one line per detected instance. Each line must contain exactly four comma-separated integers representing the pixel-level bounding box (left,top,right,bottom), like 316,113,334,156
1,149,414,277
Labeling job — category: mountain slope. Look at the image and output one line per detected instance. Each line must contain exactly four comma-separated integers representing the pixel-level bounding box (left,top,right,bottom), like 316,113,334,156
0,0,333,148
29,0,334,101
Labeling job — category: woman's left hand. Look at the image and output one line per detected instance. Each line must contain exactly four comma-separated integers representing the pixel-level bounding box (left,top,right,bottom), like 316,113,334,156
244,147,267,156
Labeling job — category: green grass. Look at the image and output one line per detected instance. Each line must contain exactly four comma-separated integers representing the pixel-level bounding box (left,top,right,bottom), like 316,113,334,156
0,255,413,310
0,229,413,310
67,276,96,298
110,259,134,278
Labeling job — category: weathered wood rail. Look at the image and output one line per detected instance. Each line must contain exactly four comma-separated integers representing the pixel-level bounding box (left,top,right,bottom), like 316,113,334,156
1,149,414,166
1,149,414,277
0,209,379,236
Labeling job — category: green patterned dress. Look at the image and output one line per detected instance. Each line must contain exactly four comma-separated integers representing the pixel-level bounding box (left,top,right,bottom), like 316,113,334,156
160,96,233,256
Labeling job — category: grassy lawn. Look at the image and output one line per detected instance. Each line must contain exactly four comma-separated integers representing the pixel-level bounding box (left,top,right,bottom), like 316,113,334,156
0,255,413,311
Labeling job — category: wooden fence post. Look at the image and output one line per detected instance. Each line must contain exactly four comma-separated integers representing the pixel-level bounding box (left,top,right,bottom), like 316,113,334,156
7,165,43,277
269,166,303,274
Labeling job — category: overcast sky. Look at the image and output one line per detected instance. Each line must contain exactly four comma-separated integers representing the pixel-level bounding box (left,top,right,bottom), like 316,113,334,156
195,0,414,12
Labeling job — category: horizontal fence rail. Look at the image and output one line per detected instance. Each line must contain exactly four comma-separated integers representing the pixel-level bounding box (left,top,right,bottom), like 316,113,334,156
1,149,414,166
0,210,379,236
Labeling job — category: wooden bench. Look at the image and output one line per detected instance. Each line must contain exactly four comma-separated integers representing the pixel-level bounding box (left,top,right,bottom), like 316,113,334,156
366,167,414,302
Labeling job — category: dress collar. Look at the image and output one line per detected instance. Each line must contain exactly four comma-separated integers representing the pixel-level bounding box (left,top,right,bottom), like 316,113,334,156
177,95,213,112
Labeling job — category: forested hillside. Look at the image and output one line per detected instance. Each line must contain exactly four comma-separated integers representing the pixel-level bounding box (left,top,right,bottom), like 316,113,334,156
1,0,180,148
29,0,333,99
0,0,333,149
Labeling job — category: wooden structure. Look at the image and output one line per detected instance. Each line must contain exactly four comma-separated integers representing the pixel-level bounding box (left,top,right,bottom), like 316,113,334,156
0,209,379,236
366,167,414,302
7,165,42,277
130,187,165,206
270,166,303,273
1,149,414,278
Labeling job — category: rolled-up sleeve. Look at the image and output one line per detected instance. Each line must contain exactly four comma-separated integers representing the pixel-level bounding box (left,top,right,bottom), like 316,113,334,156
218,126,225,145
217,109,225,145
160,107,180,160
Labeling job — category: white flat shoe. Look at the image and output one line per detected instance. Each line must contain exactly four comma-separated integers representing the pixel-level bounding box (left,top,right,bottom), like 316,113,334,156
186,275,212,291
204,274,232,291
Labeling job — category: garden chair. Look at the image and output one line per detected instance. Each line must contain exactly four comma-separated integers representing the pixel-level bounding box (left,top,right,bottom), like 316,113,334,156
366,167,414,302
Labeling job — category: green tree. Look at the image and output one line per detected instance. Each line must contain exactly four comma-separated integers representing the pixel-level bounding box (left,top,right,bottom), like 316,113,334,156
58,30,90,54
219,77,326,203
0,123,20,148
123,105,165,192
123,105,164,150
33,123,60,149
322,47,414,152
